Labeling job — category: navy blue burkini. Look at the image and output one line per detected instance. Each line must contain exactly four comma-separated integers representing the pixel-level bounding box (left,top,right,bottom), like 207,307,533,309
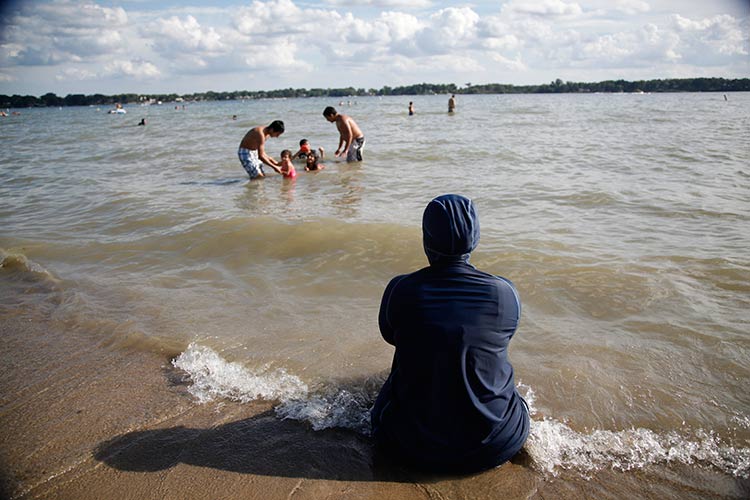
371,194,529,473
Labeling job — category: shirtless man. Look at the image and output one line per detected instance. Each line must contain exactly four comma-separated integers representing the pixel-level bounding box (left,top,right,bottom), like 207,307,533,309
322,106,365,162
238,120,284,179
448,94,456,113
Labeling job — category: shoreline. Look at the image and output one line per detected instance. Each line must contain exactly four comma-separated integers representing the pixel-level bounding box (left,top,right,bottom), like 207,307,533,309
1,314,748,499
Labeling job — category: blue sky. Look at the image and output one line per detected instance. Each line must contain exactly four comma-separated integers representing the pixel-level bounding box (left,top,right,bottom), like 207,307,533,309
1,0,748,96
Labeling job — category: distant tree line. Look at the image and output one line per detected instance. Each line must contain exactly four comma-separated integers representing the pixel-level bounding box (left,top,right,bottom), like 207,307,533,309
2,78,748,108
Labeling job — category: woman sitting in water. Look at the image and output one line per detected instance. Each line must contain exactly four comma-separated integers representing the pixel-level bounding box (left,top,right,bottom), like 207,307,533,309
371,194,529,473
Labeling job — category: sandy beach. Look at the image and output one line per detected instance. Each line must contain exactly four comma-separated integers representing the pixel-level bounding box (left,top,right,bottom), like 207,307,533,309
2,310,748,500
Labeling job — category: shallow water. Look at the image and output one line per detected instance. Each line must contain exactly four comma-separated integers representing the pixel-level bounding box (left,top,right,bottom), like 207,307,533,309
1,92,749,488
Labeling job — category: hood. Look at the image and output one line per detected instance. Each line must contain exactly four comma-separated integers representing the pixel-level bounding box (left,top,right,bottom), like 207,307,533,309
422,194,480,265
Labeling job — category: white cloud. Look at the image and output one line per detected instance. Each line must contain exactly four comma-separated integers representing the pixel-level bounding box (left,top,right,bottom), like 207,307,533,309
415,7,480,54
503,0,583,18
324,0,432,8
103,59,161,79
233,0,304,35
611,0,650,15
242,39,303,70
1,0,130,65
54,67,97,81
148,15,225,53
578,23,680,67
672,14,748,57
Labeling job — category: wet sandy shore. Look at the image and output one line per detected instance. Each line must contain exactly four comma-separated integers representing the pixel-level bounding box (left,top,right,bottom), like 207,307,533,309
1,314,747,500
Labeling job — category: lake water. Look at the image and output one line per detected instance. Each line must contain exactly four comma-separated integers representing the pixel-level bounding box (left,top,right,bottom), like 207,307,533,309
1,92,748,496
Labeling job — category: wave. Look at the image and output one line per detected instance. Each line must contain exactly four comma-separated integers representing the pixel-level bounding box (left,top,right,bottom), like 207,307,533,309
172,344,750,479
0,248,58,283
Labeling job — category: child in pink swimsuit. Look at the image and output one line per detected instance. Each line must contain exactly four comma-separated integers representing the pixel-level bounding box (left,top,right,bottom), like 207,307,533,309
279,150,297,179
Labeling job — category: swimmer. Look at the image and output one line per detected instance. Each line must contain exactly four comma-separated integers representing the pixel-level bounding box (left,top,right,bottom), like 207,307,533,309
305,149,326,171
292,138,312,160
279,149,297,179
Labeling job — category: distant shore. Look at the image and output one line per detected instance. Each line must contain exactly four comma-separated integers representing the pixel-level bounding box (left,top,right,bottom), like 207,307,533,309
2,77,749,109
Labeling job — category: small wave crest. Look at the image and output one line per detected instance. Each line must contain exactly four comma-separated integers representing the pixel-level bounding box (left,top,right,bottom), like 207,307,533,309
0,248,57,282
172,344,749,478
172,343,309,403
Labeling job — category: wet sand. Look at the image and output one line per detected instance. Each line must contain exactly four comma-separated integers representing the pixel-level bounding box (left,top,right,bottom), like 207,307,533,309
1,313,748,500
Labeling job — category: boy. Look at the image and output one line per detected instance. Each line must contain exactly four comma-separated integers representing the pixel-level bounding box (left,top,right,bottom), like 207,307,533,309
292,138,312,160
238,120,285,179
322,106,365,162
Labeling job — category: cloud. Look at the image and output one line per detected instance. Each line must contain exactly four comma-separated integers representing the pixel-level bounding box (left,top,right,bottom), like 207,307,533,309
1,0,129,65
579,23,681,67
233,0,304,36
103,59,161,79
54,66,97,81
414,7,480,54
323,0,432,8
147,15,225,53
672,14,748,57
502,0,583,18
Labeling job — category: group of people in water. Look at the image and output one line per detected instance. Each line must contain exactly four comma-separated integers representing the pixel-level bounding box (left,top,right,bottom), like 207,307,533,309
237,106,364,181
237,96,458,181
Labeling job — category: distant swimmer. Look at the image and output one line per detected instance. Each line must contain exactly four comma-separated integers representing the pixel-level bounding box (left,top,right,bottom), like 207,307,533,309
279,149,297,179
323,106,365,162
448,94,456,113
724,94,728,101
409,102,414,115
138,118,146,126
237,120,285,179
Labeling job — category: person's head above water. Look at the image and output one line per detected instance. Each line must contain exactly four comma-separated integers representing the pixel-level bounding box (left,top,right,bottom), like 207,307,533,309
422,194,480,266
267,120,285,135
322,107,337,121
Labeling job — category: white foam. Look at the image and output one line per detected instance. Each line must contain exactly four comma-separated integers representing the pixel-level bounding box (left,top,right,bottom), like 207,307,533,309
275,387,373,434
172,343,308,403
525,418,750,478
173,345,750,478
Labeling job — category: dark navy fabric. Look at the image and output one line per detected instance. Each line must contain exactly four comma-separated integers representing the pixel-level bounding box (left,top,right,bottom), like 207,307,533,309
371,194,529,473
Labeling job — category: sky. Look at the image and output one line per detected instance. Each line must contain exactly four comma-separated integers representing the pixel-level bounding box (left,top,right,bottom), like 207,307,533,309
0,0,748,96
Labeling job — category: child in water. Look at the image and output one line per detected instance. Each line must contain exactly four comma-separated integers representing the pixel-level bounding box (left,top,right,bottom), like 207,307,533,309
292,139,312,160
279,150,297,179
305,149,326,171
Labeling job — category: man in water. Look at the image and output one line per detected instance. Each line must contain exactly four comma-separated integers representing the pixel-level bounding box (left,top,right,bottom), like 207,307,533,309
238,120,284,179
448,94,456,113
371,194,529,473
322,106,365,162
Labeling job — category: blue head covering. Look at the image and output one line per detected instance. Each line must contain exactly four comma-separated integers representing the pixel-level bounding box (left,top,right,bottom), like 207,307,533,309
422,194,480,265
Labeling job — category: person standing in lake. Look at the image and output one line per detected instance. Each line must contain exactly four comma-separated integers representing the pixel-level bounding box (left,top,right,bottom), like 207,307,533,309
371,194,529,473
448,94,456,113
323,106,365,162
238,120,284,179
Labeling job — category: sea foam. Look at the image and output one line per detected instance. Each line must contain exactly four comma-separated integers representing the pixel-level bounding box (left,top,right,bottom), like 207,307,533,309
173,344,750,478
